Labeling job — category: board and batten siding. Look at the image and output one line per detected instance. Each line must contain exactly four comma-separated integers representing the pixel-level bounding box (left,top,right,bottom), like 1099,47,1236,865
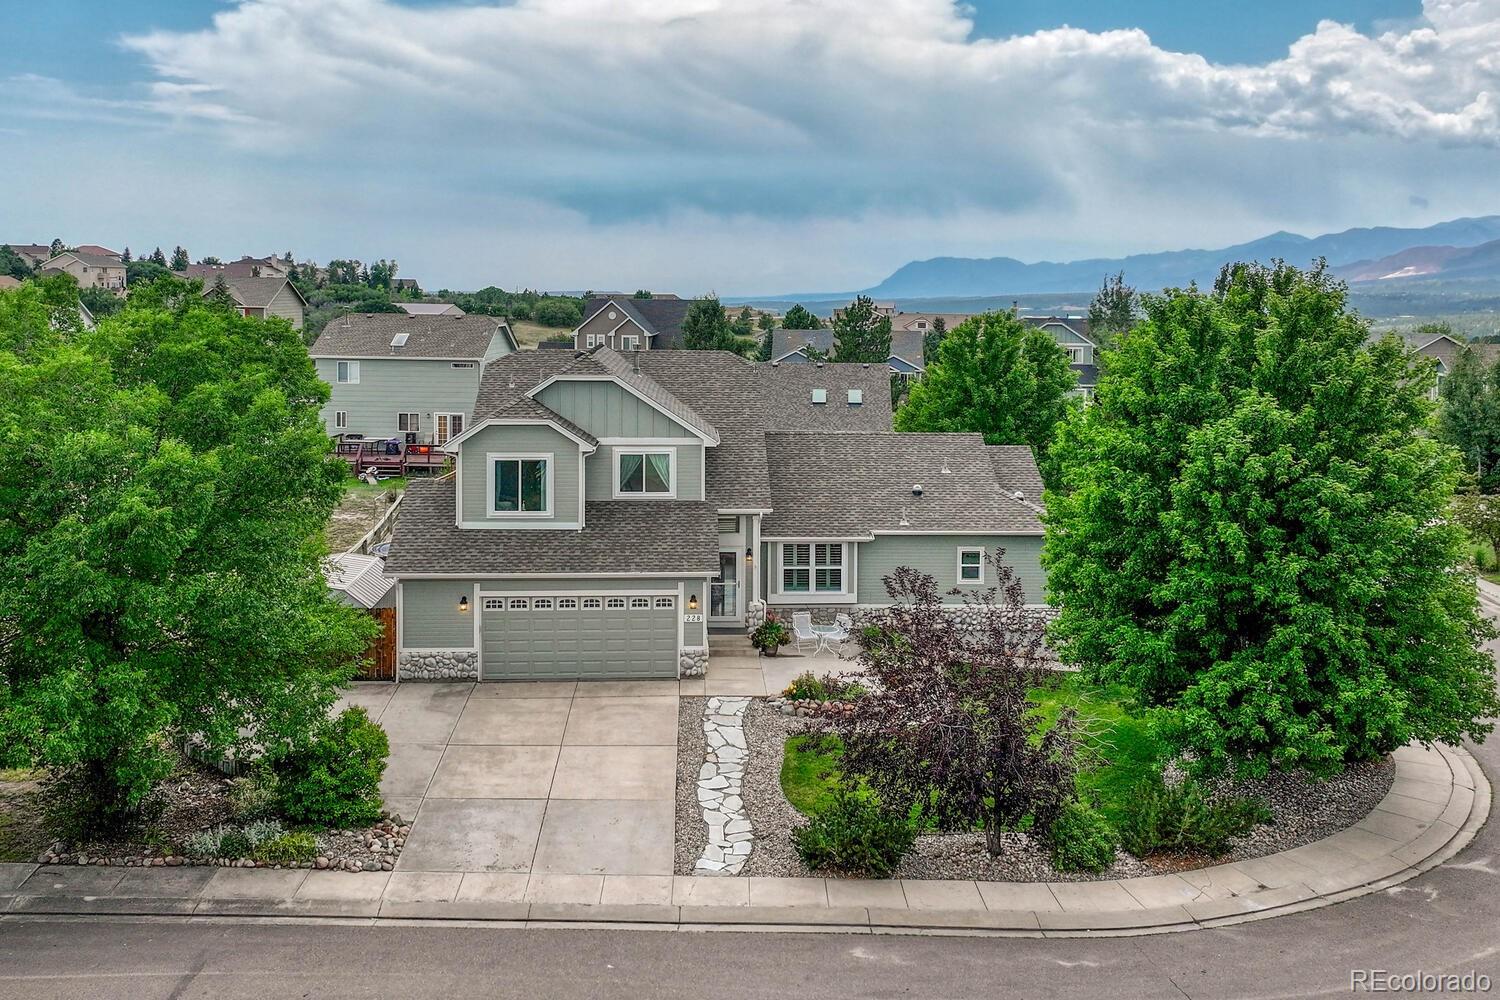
457,423,582,527
316,357,483,441
400,577,710,649
584,443,703,501
402,579,477,648
856,534,1046,605
536,379,692,438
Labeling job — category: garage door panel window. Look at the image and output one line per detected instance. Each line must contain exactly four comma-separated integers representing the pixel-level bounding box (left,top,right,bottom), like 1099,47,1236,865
488,453,551,517
630,597,651,609
558,598,579,609
508,598,529,610
582,597,602,609
782,542,845,594
483,598,505,610
654,596,675,609
533,598,554,610
607,597,627,609
616,449,674,497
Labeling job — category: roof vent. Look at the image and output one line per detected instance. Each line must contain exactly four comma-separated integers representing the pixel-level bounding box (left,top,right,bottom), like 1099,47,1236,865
391,332,409,348
811,388,827,405
912,484,923,497
941,462,952,475
847,389,863,405
1013,490,1026,501
898,508,911,527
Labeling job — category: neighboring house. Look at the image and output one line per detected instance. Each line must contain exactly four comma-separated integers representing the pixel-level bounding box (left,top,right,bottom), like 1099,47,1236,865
40,251,127,295
398,302,466,317
202,274,308,329
888,312,974,335
770,328,928,376
832,301,898,321
1412,332,1500,400
382,346,1047,682
309,312,519,444
571,296,694,351
392,278,420,294
1022,315,1098,397
7,245,55,268
180,256,290,280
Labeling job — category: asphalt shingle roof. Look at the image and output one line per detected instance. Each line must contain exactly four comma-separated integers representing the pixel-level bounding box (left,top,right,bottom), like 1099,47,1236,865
758,362,894,431
771,328,927,369
206,275,300,310
985,445,1045,509
385,478,719,576
555,348,721,444
310,313,505,359
762,432,1045,537
583,296,693,347
490,396,599,448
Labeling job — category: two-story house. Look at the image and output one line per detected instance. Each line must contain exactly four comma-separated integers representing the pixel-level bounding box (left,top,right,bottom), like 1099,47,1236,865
383,347,1048,682
570,295,693,351
310,312,518,444
212,275,308,329
1022,316,1098,397
40,251,127,296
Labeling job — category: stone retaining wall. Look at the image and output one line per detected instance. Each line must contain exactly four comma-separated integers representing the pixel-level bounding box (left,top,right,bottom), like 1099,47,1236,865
398,650,479,681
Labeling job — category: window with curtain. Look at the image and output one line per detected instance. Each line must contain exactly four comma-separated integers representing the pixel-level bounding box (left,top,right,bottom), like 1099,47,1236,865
617,450,673,495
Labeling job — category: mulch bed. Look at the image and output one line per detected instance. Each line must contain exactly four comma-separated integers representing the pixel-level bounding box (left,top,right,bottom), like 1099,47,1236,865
676,698,1398,882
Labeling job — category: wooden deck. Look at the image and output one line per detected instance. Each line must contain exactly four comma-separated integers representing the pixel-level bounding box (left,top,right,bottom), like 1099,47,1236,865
335,439,451,477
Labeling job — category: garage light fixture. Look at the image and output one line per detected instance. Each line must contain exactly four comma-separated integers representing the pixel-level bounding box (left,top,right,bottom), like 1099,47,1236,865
688,594,699,611
458,595,470,614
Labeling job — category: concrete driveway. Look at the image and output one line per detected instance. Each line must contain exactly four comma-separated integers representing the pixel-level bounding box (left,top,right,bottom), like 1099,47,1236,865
337,680,680,887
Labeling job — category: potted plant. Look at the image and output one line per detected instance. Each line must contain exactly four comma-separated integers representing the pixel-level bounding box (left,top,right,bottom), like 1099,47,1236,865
750,615,791,657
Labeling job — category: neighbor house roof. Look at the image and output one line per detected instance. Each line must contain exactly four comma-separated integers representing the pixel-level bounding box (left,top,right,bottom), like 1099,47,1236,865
762,432,1044,537
310,313,510,359
542,347,721,445
397,302,465,317
205,274,306,311
43,251,123,270
323,553,395,609
580,296,694,347
770,328,927,369
385,478,719,576
179,256,287,280
758,362,893,431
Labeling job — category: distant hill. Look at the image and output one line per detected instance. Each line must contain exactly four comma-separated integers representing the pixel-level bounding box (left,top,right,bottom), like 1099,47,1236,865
1332,238,1500,284
861,216,1500,298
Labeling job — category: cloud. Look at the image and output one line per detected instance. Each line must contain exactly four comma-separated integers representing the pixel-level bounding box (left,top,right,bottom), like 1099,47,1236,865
10,0,1500,291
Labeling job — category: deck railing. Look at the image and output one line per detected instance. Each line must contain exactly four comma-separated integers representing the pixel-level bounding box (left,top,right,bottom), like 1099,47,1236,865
333,438,452,477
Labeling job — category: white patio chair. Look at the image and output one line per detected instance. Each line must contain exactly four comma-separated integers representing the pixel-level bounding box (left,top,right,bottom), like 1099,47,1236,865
791,612,820,655
814,613,853,655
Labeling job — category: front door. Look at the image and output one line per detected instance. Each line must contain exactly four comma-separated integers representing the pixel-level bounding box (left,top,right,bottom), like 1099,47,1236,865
435,412,465,445
710,550,739,622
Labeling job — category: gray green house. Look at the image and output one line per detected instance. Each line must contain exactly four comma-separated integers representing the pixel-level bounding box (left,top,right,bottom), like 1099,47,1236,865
310,313,518,444
383,346,1049,682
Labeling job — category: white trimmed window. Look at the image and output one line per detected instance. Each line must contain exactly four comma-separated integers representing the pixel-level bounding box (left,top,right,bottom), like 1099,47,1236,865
508,598,530,610
488,454,551,516
585,333,598,348
483,598,505,610
335,360,360,384
620,334,639,351
616,449,674,497
606,597,627,609
533,598,554,610
654,596,675,609
582,597,602,609
397,412,420,432
958,547,985,584
782,542,845,594
557,597,579,610
334,410,348,429
630,597,651,609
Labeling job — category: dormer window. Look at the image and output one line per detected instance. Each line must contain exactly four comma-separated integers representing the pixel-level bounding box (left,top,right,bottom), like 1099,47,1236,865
847,389,863,405
811,388,827,405
616,449,674,497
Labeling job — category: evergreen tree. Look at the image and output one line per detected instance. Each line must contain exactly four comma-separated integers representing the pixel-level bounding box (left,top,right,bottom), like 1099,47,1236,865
922,315,947,364
1435,345,1497,481
1045,262,1499,777
120,247,132,264
48,238,64,256
170,246,190,271
831,295,892,363
757,313,775,332
1086,271,1138,348
149,247,167,266
781,303,822,330
681,295,738,351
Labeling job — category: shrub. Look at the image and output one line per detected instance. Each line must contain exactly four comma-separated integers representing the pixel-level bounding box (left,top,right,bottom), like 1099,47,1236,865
240,818,286,847
272,707,389,828
253,830,318,866
1048,800,1118,873
183,827,225,858
783,671,865,702
217,827,253,859
791,788,915,877
1116,772,1270,859
227,772,279,822
751,617,790,655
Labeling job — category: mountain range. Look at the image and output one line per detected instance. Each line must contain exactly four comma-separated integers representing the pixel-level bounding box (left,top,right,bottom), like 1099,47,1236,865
857,216,1500,299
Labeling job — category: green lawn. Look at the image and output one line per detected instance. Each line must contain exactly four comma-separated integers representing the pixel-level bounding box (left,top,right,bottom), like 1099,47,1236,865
779,674,1167,826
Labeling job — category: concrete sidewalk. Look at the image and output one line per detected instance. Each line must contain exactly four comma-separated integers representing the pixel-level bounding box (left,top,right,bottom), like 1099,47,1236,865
0,742,1484,938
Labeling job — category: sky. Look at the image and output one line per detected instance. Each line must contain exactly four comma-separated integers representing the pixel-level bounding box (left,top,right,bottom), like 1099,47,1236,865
2,0,1497,295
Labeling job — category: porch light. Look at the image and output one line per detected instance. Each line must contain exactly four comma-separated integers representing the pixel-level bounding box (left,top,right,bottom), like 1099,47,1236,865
688,594,699,611
458,595,470,614
745,547,753,564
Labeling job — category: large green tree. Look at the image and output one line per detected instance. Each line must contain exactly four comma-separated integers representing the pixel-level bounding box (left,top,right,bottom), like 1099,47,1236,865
895,311,1076,466
780,304,823,330
831,295,892,363
1435,344,1500,487
1044,262,1498,777
0,278,375,832
0,245,33,280
682,294,739,351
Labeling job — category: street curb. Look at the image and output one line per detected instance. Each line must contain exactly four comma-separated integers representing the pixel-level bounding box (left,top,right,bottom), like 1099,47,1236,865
0,743,1488,939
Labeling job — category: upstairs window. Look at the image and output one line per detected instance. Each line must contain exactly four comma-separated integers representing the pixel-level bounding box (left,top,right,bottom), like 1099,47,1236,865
489,454,551,516
617,450,673,496
335,360,360,384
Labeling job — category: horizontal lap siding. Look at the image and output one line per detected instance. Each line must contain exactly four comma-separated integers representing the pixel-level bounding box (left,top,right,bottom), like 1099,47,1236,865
457,424,581,526
318,358,482,441
402,579,477,648
856,535,1047,605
